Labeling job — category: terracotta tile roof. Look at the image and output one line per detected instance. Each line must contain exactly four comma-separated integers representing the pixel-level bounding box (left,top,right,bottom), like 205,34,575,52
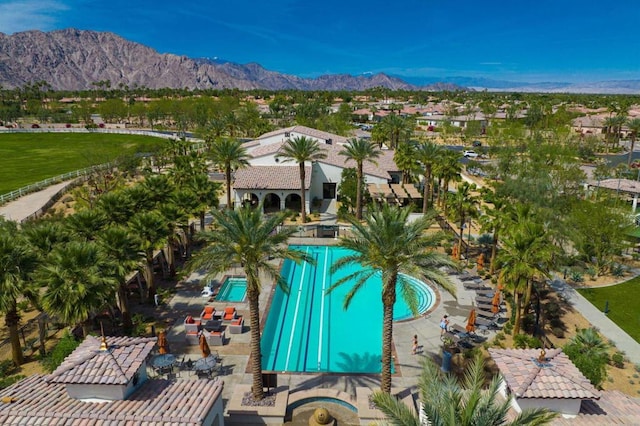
551,390,640,425
587,178,640,195
255,125,349,145
489,348,600,400
234,165,311,190
249,141,398,180
0,374,223,425
46,335,156,385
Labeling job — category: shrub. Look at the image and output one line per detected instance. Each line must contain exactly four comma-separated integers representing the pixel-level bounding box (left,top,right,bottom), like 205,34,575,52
570,271,584,283
132,314,148,337
611,263,625,277
611,352,625,368
551,327,565,338
41,331,80,373
587,266,597,280
503,322,513,334
513,334,542,349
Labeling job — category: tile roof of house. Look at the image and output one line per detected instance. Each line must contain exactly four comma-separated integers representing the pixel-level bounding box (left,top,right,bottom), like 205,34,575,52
255,125,349,145
234,165,311,190
45,335,157,385
0,374,223,425
551,390,640,425
587,178,640,195
249,141,398,180
489,348,599,400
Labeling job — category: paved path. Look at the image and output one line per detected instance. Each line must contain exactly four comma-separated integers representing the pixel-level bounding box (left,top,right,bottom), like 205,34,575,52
0,180,75,222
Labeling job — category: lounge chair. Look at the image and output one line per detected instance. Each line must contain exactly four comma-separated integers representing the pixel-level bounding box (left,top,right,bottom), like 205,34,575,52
476,308,498,319
475,316,499,332
184,316,201,333
185,330,199,345
200,306,216,322
475,296,493,304
463,282,490,291
229,316,244,334
204,329,226,346
222,306,237,322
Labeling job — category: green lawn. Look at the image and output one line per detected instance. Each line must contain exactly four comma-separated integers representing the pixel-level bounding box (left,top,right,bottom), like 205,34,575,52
0,133,165,194
577,278,640,343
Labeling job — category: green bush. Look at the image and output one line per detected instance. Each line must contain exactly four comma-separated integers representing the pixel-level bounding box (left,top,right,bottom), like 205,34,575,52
611,263,625,277
513,334,542,349
611,352,625,368
132,314,148,337
551,327,565,338
41,331,80,373
570,271,584,283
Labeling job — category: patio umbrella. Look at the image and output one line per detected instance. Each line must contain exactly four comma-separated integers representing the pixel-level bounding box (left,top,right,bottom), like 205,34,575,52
477,253,485,271
451,244,458,259
491,289,501,314
199,333,211,358
465,309,476,333
157,330,168,355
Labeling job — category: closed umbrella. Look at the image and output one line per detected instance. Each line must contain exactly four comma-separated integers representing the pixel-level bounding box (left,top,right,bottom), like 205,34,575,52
477,253,485,271
157,330,168,355
465,309,476,333
451,244,459,259
199,333,211,358
491,289,501,314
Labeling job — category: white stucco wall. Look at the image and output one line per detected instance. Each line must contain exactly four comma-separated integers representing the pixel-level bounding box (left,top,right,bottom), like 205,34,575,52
498,376,581,417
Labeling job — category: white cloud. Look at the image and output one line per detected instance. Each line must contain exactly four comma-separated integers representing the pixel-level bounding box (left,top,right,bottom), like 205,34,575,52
0,0,69,34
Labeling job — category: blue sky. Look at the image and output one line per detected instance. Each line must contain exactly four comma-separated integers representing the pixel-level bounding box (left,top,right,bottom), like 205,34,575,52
1,0,639,83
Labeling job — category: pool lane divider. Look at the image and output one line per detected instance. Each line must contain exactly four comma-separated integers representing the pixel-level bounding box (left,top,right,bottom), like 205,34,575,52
284,246,309,371
316,246,329,371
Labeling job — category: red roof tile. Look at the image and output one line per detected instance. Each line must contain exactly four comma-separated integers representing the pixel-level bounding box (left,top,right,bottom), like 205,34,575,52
0,375,223,425
234,165,311,190
489,348,599,400
46,336,156,385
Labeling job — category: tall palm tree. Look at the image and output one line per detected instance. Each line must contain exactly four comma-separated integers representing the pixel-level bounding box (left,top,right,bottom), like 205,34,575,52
478,190,511,275
415,141,443,213
128,211,170,303
372,355,556,426
451,182,479,261
434,151,462,216
394,140,419,184
40,241,116,337
209,137,249,210
0,223,39,366
65,209,107,241
96,226,144,332
187,173,220,229
329,204,456,394
277,136,327,223
339,138,381,220
188,205,313,400
372,114,412,149
627,118,640,165
498,218,554,335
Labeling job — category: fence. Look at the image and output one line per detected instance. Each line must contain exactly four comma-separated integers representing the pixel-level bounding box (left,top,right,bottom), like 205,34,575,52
0,128,206,207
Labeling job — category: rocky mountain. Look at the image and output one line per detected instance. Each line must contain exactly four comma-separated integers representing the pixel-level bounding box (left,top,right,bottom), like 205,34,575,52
0,29,456,91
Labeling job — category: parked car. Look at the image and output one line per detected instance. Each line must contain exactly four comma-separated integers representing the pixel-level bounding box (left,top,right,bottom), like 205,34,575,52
472,140,482,147
463,150,479,158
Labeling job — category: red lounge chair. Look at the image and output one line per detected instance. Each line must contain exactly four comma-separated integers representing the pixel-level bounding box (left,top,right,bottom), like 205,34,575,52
229,316,244,334
222,307,237,321
200,306,216,321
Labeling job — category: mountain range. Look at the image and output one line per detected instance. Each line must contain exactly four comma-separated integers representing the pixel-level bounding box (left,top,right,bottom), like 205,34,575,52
0,29,638,94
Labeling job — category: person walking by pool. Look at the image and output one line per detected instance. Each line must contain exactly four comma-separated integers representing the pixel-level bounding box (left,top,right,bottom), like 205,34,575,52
440,315,449,336
412,335,418,355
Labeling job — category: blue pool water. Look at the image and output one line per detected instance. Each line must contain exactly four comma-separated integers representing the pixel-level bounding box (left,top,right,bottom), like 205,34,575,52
216,277,247,302
261,245,436,374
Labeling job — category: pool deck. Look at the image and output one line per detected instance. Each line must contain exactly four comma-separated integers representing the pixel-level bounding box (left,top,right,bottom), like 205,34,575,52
161,257,499,421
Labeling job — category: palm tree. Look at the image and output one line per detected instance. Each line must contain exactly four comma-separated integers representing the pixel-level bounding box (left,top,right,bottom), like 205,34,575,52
498,218,554,335
627,118,640,165
187,173,220,229
128,211,170,303
372,355,556,426
372,114,412,149
0,222,39,366
415,141,443,213
339,138,381,220
96,226,144,332
65,209,107,241
277,136,327,223
394,140,419,184
478,190,511,275
451,182,479,261
40,241,117,337
328,204,456,393
434,151,462,216
209,137,249,210
188,205,313,400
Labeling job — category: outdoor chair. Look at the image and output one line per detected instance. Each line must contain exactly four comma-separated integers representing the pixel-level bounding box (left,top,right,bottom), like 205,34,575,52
475,296,493,304
185,330,199,345
222,306,237,322
184,316,201,333
463,282,490,291
200,306,216,322
204,329,226,346
476,308,498,319
228,316,244,334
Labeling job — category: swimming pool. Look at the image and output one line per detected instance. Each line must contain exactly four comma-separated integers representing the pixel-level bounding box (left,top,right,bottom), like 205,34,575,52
216,276,247,302
261,245,436,374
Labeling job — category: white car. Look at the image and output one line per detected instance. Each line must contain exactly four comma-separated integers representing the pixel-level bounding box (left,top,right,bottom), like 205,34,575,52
463,150,479,159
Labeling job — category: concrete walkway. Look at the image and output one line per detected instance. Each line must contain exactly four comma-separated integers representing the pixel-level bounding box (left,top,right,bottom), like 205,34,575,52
0,180,75,222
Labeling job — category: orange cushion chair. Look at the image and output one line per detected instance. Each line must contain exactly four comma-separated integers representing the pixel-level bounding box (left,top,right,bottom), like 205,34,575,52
201,306,216,321
223,307,237,321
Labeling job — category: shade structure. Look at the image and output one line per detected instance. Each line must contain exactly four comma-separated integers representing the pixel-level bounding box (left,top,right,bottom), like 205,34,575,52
466,309,476,333
199,333,211,358
491,289,501,314
157,331,168,355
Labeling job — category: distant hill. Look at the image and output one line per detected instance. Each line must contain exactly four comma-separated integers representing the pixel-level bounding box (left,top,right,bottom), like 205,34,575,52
0,29,461,92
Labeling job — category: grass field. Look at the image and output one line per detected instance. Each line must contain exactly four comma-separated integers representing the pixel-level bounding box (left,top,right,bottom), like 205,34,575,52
578,278,640,343
0,133,166,194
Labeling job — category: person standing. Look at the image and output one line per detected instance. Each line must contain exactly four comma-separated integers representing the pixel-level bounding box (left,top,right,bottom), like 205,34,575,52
440,315,449,336
412,335,418,355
